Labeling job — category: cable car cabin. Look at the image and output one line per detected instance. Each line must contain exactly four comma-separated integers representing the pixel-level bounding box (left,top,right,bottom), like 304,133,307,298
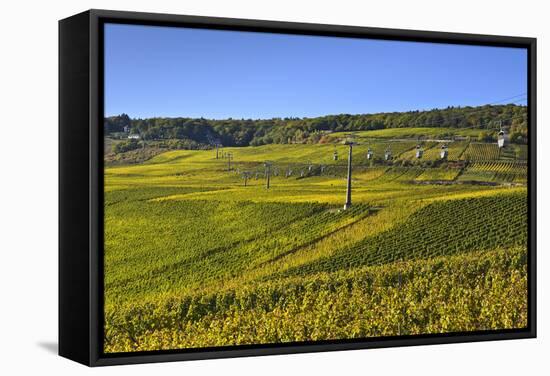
384,150,392,161
498,130,506,148
367,148,373,160
440,145,448,159
415,145,423,159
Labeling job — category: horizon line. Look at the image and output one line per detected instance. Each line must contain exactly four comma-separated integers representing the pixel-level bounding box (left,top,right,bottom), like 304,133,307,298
105,102,527,121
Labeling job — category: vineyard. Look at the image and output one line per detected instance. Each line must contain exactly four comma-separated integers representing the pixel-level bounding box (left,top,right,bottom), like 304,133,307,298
461,143,500,160
459,161,528,183
422,141,469,160
104,247,527,352
398,142,437,160
284,193,527,276
104,131,529,353
415,168,460,181
105,199,374,302
358,141,418,161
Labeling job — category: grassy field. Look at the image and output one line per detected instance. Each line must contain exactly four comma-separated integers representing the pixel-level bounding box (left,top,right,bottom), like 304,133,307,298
104,136,528,353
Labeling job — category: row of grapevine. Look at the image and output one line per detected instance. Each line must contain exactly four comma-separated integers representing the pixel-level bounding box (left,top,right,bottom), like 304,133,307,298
461,143,500,161
461,143,529,161
459,161,527,183
104,247,527,352
285,193,527,276
469,161,527,174
415,168,460,181
420,141,469,161
398,142,438,160
334,141,419,164
105,195,374,306
367,167,424,184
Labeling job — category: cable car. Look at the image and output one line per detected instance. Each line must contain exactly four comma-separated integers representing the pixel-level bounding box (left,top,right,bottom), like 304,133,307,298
440,145,448,159
384,148,392,161
497,129,506,148
415,145,423,159
367,148,373,160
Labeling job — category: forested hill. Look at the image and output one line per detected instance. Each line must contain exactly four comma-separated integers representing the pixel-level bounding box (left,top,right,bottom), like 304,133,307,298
105,104,527,147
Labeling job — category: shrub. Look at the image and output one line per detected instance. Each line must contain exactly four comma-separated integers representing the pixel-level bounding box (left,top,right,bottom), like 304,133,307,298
113,139,141,154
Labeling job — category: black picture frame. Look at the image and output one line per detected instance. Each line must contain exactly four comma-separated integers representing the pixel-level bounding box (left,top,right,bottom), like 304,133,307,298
59,9,537,367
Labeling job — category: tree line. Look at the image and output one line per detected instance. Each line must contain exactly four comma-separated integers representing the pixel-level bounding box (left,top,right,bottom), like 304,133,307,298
104,104,528,147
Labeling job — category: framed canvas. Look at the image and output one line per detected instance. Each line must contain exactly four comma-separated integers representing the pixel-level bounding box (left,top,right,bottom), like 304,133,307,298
59,9,537,366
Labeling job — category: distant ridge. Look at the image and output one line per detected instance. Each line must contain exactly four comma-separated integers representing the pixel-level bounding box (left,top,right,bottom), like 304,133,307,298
104,104,527,147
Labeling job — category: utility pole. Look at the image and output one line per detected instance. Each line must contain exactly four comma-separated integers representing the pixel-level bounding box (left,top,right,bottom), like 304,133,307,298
242,171,251,186
215,143,219,159
344,142,353,210
265,161,272,189
227,152,233,171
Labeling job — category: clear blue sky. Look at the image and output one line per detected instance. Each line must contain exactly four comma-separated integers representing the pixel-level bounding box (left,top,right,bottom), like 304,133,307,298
104,23,527,119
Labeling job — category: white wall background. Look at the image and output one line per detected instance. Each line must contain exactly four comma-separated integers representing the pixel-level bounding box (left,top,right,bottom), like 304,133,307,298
0,0,547,373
